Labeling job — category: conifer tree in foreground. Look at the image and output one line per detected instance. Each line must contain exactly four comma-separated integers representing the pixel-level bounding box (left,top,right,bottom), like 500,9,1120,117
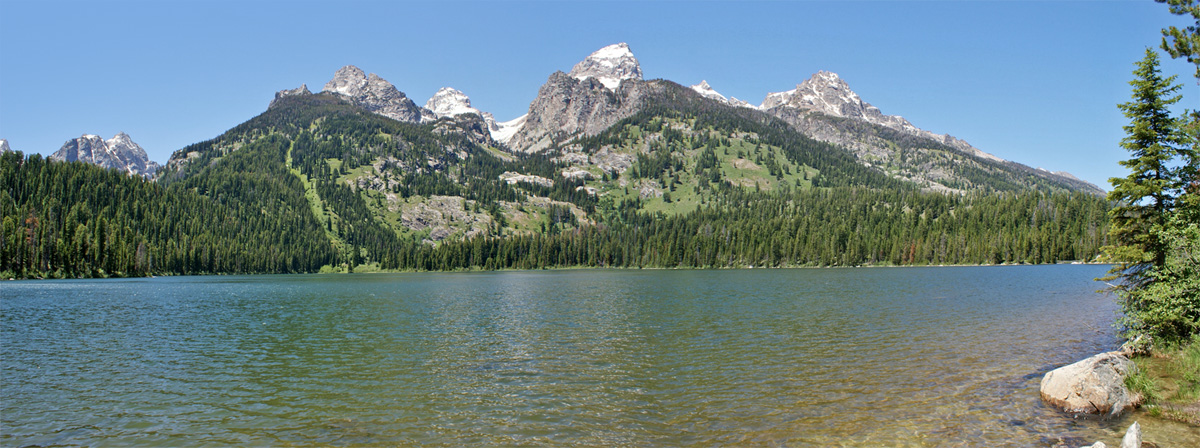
1104,48,1199,344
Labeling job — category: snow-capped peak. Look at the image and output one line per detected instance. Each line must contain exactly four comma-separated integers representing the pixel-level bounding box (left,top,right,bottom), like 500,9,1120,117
591,42,635,60
425,87,481,118
690,80,728,102
761,71,862,114
569,43,642,91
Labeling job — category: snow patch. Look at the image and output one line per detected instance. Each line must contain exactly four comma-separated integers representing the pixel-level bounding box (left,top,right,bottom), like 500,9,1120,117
490,114,527,144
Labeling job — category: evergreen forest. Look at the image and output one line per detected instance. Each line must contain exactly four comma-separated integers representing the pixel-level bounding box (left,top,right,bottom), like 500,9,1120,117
0,89,1114,279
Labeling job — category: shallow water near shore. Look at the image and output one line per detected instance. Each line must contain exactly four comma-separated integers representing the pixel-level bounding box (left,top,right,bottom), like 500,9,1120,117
3,265,1196,446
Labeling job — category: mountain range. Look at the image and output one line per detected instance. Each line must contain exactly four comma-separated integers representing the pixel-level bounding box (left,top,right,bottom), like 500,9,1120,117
1,42,1114,277
19,42,1099,195
247,43,1099,194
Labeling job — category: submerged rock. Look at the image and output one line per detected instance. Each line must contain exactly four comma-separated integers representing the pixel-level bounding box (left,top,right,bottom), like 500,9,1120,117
1040,352,1141,417
1079,421,1141,448
1120,421,1141,448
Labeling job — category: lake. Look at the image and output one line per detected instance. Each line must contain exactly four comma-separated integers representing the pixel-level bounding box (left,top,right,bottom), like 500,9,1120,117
2,265,1196,446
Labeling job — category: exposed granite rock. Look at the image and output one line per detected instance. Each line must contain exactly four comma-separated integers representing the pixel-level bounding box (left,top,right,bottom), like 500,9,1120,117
762,71,987,157
322,65,433,123
1119,335,1153,357
762,71,1102,194
505,72,658,153
1040,351,1142,417
502,43,656,152
430,113,498,150
0,139,10,153
269,84,310,108
51,133,160,177
399,195,492,243
499,171,553,187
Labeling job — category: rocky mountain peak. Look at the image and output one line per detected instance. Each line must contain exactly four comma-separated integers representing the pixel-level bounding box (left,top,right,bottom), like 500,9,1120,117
270,84,310,108
762,70,1030,181
761,70,868,118
425,87,480,118
424,87,516,143
688,80,761,110
320,65,432,123
690,80,727,102
51,133,160,177
569,43,642,91
0,139,11,153
324,65,369,96
106,132,136,152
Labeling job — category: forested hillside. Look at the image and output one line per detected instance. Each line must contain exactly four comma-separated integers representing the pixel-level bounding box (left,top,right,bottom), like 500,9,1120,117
0,150,333,278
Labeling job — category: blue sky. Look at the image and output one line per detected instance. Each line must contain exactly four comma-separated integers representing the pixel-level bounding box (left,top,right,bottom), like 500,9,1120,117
1,0,1196,190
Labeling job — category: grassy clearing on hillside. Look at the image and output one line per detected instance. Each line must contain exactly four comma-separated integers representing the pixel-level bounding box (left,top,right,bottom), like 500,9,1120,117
592,120,819,216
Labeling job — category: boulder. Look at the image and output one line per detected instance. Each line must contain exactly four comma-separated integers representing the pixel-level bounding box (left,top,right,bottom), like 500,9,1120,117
1040,352,1141,417
1119,335,1152,357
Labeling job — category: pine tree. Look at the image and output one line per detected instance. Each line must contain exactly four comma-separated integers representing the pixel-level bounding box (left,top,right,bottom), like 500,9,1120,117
1105,49,1189,271
1157,0,1200,80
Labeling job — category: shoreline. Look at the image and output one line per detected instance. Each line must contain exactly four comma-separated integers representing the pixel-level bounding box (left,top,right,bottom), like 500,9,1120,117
4,260,1113,281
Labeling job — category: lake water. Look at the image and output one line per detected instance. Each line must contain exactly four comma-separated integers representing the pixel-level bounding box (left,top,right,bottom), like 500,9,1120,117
2,265,1196,447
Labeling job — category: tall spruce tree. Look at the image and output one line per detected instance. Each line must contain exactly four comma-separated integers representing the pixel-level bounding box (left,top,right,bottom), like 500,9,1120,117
1106,49,1188,271
1105,48,1199,344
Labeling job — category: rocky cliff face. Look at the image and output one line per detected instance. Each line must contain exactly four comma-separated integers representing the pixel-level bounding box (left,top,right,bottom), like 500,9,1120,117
51,133,160,177
0,139,10,153
322,65,433,123
505,43,655,152
504,71,657,153
269,84,311,108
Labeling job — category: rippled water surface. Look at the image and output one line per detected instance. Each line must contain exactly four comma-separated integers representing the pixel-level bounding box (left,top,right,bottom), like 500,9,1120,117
3,266,1196,446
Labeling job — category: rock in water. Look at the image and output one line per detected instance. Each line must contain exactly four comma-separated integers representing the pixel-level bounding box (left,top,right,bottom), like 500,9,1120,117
1039,352,1141,417
1120,421,1140,448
